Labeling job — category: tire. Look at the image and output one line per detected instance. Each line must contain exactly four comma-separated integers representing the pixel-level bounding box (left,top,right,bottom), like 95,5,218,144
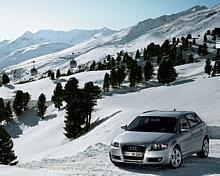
169,146,182,169
197,138,209,158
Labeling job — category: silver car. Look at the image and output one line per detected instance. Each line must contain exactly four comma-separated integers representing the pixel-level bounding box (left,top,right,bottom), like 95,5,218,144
109,110,209,168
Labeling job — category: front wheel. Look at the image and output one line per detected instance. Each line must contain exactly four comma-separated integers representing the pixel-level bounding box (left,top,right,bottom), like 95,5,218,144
197,138,209,158
169,146,182,169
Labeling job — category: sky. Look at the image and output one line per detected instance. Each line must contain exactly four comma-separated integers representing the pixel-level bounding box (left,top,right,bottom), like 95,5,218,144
0,0,219,40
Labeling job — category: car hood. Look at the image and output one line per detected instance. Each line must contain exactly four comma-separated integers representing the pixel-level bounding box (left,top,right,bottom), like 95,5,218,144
117,131,175,145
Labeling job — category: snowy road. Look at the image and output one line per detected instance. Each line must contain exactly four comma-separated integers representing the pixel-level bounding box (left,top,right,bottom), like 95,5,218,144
15,141,220,176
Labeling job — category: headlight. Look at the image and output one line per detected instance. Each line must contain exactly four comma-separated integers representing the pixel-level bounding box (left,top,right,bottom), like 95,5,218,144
150,144,168,151
111,141,119,148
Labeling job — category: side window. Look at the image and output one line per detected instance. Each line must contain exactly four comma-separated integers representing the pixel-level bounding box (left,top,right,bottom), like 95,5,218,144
185,114,200,128
179,117,190,130
192,113,202,123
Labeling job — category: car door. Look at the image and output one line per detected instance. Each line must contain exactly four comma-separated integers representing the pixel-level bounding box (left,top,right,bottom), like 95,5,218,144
178,116,192,156
185,113,203,152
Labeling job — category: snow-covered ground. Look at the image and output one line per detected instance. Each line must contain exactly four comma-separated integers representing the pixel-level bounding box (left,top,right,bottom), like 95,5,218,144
1,61,220,175
0,70,108,100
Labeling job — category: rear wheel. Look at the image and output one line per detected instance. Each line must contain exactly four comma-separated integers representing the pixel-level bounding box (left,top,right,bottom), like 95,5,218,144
169,146,182,169
197,138,209,158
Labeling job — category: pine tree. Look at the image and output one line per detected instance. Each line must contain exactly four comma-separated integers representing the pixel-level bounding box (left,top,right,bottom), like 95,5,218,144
5,101,13,123
67,69,72,76
47,70,52,77
89,61,96,71
204,33,207,42
84,82,101,131
56,69,61,79
117,66,126,87
50,72,55,80
135,49,140,59
13,90,24,116
204,58,212,76
63,77,79,103
2,74,10,85
111,57,116,69
110,69,118,88
136,66,143,83
63,79,85,139
129,67,137,87
103,73,110,92
0,98,6,122
203,43,208,55
188,54,194,63
51,83,64,110
64,95,83,139
157,59,177,85
23,92,30,111
0,125,17,165
116,55,122,65
144,61,154,81
37,93,47,119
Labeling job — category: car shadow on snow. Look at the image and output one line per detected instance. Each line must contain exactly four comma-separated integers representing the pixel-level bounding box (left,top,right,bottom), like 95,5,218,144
119,156,220,176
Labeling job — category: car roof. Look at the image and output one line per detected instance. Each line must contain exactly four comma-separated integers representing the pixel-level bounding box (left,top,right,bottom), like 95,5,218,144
139,110,195,119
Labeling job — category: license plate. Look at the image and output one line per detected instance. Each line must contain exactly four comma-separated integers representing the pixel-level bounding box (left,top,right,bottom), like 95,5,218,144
123,151,143,157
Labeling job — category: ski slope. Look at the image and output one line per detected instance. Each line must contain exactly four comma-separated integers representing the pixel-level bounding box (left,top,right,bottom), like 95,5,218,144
1,61,220,175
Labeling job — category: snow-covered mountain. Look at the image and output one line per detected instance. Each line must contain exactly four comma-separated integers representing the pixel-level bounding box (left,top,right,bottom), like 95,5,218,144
0,28,116,70
3,4,220,81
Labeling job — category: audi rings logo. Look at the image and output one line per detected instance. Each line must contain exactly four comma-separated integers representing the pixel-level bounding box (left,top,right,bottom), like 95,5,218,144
128,146,138,151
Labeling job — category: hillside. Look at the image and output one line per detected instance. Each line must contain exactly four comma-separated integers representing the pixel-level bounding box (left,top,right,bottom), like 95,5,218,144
1,60,220,175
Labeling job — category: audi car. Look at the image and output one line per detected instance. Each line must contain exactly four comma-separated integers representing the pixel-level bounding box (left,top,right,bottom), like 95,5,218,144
109,110,209,168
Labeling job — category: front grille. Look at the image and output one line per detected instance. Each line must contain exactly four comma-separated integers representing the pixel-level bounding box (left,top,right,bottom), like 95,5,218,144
122,145,146,152
122,145,145,162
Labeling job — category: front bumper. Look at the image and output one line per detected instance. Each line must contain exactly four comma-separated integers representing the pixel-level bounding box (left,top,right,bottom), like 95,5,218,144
110,145,172,165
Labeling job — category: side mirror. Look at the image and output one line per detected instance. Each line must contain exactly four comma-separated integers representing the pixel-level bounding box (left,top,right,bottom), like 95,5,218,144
180,128,190,132
121,125,127,130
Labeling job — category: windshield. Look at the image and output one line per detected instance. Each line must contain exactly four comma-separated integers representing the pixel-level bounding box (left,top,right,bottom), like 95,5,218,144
126,116,177,133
